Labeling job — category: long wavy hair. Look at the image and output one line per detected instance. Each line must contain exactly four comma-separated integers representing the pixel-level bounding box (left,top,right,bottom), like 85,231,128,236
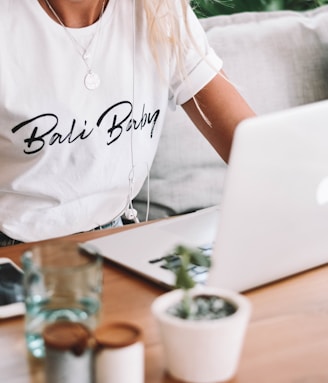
141,0,191,75
141,0,217,126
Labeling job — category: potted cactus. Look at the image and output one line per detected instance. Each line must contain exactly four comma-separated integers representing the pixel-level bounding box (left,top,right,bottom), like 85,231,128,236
151,245,252,383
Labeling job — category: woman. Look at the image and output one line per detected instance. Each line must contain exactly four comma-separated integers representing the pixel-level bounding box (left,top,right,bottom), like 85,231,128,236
0,0,255,246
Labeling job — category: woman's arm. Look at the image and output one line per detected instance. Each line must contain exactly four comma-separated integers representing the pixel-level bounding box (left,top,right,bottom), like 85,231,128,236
182,71,256,163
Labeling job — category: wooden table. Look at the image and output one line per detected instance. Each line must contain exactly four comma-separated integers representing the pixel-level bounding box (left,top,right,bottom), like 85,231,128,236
1,225,328,383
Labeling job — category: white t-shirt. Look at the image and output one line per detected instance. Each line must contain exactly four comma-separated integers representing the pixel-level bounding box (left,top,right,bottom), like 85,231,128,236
0,0,222,241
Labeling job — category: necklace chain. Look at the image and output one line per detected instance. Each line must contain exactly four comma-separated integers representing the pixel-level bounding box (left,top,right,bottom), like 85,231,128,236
44,0,106,90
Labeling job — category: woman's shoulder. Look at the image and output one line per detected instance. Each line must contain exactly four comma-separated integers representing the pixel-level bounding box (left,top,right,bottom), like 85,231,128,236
0,1,41,30
0,1,13,30
0,0,23,12
0,0,10,15
0,0,33,21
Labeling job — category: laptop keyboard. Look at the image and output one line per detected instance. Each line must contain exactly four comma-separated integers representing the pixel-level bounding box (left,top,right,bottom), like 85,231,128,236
149,244,213,284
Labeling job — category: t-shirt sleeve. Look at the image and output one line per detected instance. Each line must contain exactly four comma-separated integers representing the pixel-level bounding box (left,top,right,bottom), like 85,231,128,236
168,4,223,108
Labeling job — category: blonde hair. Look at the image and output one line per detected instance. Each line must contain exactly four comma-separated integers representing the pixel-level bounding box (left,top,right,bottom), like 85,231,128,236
141,0,191,75
141,0,217,127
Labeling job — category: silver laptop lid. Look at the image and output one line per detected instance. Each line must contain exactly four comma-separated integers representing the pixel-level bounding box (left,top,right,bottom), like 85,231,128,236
208,100,328,292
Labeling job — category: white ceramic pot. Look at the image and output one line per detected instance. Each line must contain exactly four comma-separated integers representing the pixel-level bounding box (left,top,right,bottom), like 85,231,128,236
151,286,251,383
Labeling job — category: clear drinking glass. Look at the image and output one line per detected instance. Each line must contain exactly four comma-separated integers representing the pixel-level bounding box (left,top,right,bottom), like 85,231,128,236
21,241,103,358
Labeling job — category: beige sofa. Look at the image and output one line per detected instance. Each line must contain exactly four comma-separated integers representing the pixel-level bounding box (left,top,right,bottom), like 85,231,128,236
135,5,328,221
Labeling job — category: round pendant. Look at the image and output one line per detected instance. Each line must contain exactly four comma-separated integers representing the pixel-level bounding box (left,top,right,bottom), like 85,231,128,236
84,71,100,90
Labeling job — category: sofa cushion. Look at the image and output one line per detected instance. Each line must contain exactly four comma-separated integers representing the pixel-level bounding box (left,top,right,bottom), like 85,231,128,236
134,6,328,221
203,6,328,114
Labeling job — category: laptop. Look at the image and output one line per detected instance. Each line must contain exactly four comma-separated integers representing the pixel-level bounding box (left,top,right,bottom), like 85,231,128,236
86,100,328,292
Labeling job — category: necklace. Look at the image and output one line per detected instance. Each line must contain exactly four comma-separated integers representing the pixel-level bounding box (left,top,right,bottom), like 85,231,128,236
44,0,106,90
